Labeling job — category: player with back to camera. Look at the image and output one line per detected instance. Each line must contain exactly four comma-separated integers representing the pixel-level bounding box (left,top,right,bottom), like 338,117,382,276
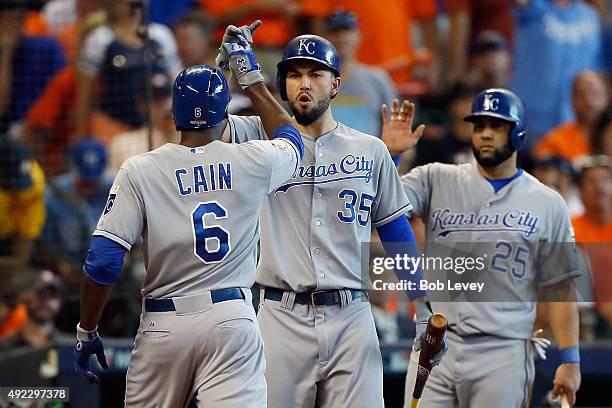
217,25,447,407
72,34,304,407
400,89,581,407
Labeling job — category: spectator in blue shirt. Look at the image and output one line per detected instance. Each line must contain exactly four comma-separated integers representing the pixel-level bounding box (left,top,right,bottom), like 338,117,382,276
510,0,602,149
39,139,113,282
149,0,195,28
603,12,612,75
0,1,66,133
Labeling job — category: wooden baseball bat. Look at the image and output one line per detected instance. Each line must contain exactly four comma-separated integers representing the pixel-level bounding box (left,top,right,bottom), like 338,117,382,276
409,313,448,408
561,393,571,408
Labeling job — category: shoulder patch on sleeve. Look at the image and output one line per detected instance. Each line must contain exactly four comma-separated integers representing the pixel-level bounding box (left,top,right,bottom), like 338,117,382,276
104,186,120,215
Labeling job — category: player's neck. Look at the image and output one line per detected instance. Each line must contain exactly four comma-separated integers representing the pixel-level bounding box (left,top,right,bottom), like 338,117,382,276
477,156,517,179
179,126,225,147
295,108,338,139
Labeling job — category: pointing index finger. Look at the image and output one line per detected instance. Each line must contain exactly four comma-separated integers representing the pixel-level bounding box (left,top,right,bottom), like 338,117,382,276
248,20,262,34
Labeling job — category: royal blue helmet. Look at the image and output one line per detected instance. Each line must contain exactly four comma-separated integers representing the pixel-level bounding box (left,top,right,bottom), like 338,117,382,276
464,88,527,151
172,65,230,131
276,35,341,101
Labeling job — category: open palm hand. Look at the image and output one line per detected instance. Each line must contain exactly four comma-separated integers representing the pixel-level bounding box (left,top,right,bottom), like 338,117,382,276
381,99,425,155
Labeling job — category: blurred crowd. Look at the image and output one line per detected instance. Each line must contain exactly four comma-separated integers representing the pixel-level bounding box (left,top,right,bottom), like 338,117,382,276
0,0,611,353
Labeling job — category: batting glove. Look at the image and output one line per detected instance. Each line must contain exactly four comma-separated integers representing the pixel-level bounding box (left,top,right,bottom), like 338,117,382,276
215,20,261,71
531,329,552,361
222,35,264,89
74,323,108,383
413,301,448,366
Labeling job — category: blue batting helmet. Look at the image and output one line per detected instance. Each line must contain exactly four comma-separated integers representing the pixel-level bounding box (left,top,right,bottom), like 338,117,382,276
464,88,527,151
172,65,230,131
276,35,341,101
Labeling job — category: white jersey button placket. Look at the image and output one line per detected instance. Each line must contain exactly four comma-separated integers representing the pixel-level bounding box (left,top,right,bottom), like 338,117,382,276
312,138,327,286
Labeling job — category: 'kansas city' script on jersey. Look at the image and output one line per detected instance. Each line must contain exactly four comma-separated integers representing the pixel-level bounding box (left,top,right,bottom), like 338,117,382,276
230,116,411,292
430,208,539,238
401,162,580,339
279,154,374,192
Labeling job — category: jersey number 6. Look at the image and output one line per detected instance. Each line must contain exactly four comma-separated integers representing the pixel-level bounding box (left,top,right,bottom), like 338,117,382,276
191,202,231,263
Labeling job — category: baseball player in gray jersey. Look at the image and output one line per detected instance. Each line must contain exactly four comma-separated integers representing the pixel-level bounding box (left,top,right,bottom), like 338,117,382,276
73,39,305,407
216,30,446,408
400,89,582,407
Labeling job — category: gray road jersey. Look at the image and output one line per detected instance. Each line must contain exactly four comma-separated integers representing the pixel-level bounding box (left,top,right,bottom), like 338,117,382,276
401,162,580,339
232,117,411,291
93,126,299,299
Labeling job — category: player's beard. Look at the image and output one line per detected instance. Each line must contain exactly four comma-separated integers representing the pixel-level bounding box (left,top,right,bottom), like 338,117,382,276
288,94,331,126
472,143,514,167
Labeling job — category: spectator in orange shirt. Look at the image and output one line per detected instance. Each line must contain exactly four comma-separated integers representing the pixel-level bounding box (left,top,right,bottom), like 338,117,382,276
201,0,300,76
0,1,66,134
535,71,609,164
572,155,612,332
0,303,26,339
324,10,397,139
0,258,32,339
201,0,298,47
22,68,76,176
328,0,438,86
591,108,612,157
0,270,64,351
573,156,612,242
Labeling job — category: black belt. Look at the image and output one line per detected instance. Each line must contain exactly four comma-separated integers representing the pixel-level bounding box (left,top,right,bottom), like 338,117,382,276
264,287,365,307
145,288,244,312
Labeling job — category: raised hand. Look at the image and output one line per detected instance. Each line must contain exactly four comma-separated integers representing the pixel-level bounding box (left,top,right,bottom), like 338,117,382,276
381,99,426,155
215,20,262,71
222,35,264,89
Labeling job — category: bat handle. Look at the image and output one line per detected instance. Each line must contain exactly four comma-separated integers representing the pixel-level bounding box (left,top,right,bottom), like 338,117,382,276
408,397,420,408
561,393,571,408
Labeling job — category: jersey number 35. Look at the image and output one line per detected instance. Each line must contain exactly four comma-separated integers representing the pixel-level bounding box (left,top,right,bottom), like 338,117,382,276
337,189,375,226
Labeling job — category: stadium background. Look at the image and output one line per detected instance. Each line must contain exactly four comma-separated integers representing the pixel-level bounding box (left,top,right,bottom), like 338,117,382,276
0,0,611,406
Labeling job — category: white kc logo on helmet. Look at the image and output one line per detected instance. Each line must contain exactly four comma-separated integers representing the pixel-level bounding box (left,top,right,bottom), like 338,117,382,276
298,39,316,55
483,94,500,111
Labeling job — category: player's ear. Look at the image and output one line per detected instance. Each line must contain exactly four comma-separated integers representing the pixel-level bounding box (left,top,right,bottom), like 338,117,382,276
331,75,342,98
